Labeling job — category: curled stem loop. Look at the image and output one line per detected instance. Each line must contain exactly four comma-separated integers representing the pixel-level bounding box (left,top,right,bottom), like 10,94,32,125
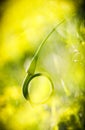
22,20,65,104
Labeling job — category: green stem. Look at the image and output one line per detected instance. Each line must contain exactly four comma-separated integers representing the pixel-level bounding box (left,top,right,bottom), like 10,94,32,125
23,20,65,101
27,19,65,75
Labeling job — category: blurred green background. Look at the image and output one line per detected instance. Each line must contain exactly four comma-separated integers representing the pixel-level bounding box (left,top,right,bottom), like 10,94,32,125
0,0,85,130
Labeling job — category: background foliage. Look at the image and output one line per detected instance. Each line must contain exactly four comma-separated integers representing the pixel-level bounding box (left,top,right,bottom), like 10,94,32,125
0,0,85,130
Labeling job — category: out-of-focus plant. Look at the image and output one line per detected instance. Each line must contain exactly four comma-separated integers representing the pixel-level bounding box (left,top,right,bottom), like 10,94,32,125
0,0,85,130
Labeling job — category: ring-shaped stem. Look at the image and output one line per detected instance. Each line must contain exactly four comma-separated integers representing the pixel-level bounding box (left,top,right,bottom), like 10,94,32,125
23,73,54,104
22,20,65,103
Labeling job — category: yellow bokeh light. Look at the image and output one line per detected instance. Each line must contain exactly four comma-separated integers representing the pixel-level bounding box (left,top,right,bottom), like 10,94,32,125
0,0,84,130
